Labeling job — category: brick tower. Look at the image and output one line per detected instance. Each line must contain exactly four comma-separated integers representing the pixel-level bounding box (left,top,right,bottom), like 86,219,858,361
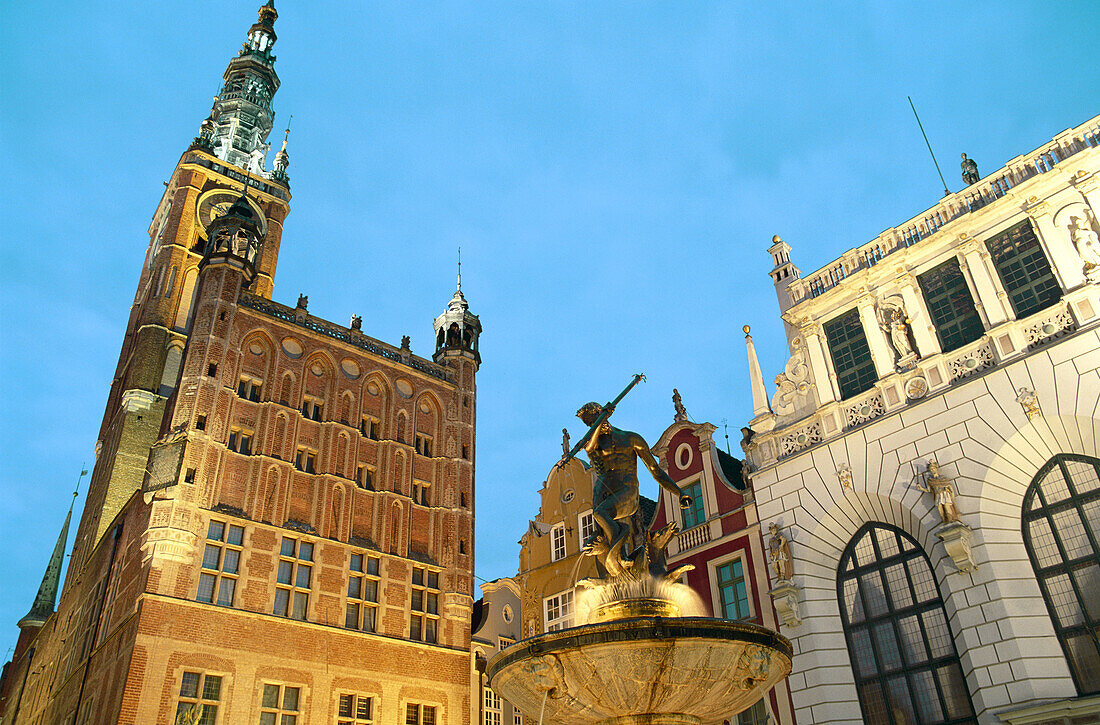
0,4,480,723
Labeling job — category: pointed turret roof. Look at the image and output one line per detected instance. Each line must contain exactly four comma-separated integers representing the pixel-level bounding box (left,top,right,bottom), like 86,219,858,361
18,499,75,629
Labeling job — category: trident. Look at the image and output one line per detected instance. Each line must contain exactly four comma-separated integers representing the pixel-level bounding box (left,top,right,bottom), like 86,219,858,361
557,373,646,469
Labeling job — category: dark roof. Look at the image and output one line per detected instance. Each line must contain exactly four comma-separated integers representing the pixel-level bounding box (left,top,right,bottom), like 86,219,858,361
640,495,658,528
716,448,747,491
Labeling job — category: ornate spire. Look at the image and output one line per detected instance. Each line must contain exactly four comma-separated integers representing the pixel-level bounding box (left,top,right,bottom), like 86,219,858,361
18,491,78,629
272,116,291,183
193,2,283,177
434,255,481,364
744,325,773,419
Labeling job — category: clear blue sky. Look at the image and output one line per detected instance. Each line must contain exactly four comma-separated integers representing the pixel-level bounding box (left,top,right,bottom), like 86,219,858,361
1,1,1097,659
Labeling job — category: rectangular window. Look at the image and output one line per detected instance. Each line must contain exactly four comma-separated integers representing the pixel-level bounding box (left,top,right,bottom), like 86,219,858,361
274,537,313,620
207,363,218,377
237,377,263,402
415,433,434,457
918,259,985,353
498,636,515,650
717,559,751,620
197,521,244,607
544,590,574,632
986,219,1062,319
578,511,596,549
356,465,375,491
413,480,431,506
361,416,380,440
346,553,381,633
259,684,300,725
513,709,523,725
406,704,437,725
301,396,324,422
737,700,768,725
338,694,374,725
483,687,502,725
196,415,207,431
228,427,253,455
681,481,705,529
410,567,441,643
823,309,878,399
550,524,566,562
294,447,316,474
176,671,222,725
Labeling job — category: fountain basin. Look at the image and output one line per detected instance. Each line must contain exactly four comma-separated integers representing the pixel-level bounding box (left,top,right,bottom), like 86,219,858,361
487,617,792,725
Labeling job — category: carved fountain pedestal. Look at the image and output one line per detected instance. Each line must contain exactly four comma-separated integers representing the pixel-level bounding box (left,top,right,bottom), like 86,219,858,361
487,593,792,725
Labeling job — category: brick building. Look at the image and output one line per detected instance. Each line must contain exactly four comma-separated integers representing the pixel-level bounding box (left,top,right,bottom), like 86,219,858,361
0,4,481,724
742,116,1100,722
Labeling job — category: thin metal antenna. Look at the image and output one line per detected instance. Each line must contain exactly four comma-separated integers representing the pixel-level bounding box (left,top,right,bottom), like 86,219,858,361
284,114,293,143
908,96,950,197
457,247,462,291
72,465,88,509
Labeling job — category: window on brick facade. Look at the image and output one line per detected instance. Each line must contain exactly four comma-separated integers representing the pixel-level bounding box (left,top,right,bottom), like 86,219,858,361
294,447,316,474
346,553,381,633
274,537,313,620
716,558,750,620
237,376,263,402
197,521,244,607
184,468,196,484
410,567,440,643
207,363,218,377
512,708,523,725
406,704,437,725
544,589,574,632
460,491,468,508
918,259,985,353
550,523,566,562
578,511,596,549
356,465,374,491
176,671,222,725
462,444,470,460
228,427,253,455
196,415,207,431
1022,454,1100,695
415,433,433,457
301,396,324,422
838,523,976,724
823,308,878,399
413,480,431,506
339,694,375,725
483,687,502,725
681,480,705,529
361,416,380,440
986,220,1062,320
259,684,300,725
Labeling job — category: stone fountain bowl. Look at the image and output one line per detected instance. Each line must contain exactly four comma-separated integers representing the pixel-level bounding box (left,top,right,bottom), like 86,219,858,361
487,617,792,725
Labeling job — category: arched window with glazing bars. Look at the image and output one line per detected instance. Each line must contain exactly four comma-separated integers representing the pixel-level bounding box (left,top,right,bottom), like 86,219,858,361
1022,454,1100,694
838,523,976,724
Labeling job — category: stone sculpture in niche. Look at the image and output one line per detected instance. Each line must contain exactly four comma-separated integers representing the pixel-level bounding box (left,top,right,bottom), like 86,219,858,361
836,463,853,493
876,295,918,370
1069,212,1100,281
771,339,814,417
767,522,794,582
1016,387,1041,419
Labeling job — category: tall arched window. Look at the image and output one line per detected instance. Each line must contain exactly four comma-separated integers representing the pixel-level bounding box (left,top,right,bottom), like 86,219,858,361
1022,454,1100,694
838,524,976,724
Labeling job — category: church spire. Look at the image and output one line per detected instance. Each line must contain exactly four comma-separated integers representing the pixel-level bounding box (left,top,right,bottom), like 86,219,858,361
18,484,80,630
194,2,283,177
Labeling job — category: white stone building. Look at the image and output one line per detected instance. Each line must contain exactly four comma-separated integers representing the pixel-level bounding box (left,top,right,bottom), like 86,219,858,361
743,114,1100,723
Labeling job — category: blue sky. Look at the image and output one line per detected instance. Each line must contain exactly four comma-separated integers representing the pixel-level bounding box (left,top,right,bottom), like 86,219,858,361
1,1,1097,658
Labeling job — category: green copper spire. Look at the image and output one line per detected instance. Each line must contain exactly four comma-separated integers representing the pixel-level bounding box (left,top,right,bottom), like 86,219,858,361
18,497,76,629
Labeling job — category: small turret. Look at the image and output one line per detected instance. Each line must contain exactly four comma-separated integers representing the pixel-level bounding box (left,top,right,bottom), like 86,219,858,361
433,254,481,364
199,194,263,283
768,235,801,314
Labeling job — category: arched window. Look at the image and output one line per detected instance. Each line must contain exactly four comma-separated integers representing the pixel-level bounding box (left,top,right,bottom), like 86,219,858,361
838,523,976,724
1022,454,1100,694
